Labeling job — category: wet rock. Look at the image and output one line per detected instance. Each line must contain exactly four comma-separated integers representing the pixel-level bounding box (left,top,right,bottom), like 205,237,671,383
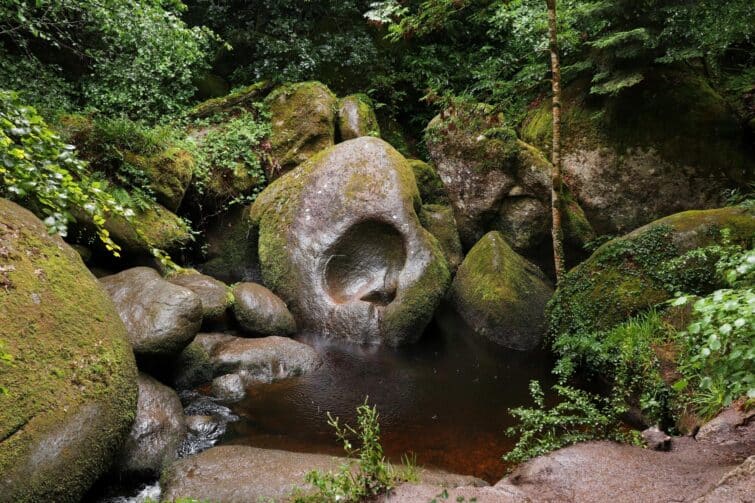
642,426,672,451
115,373,186,477
180,415,227,457
170,333,238,390
265,81,337,176
380,484,524,502
232,282,296,336
337,94,380,140
696,455,755,503
549,206,755,337
419,204,463,273
211,374,246,403
0,199,137,502
521,70,750,234
197,206,261,284
426,104,594,252
450,232,553,350
210,335,321,383
168,271,232,325
180,390,238,422
161,446,345,502
100,267,203,355
696,405,755,450
251,137,450,345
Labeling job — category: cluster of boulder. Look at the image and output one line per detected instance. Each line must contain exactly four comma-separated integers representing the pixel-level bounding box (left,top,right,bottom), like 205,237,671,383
2,69,753,502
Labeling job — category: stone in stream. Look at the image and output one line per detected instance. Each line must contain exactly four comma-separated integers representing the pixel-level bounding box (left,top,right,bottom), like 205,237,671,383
250,137,451,345
100,267,203,356
170,332,235,390
168,271,233,326
449,231,553,350
161,445,486,502
231,282,296,336
115,373,187,477
0,198,137,503
211,373,246,403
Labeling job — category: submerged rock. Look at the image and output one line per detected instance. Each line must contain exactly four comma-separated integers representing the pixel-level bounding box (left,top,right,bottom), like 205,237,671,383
232,282,296,336
116,373,186,477
450,232,553,350
168,271,232,325
337,94,380,140
210,335,321,383
266,81,337,176
0,199,137,502
100,267,202,355
251,137,451,345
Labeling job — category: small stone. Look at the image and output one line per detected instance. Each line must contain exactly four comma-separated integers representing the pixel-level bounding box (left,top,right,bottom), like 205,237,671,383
211,373,246,403
642,426,672,451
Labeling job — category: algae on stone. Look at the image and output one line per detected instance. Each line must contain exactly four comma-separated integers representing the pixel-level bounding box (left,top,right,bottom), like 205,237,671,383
337,94,380,141
419,204,463,272
0,198,137,503
450,231,553,350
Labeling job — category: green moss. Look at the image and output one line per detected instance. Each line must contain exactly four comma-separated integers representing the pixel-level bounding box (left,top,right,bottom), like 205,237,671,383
188,81,273,119
171,341,212,390
548,206,755,338
409,160,449,205
0,199,137,502
265,81,337,172
419,204,462,271
124,147,194,211
337,94,381,140
105,203,192,255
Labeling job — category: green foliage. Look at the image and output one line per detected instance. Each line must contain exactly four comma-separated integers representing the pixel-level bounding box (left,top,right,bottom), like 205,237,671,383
0,0,219,120
0,91,127,255
294,399,416,502
671,247,755,418
504,381,641,466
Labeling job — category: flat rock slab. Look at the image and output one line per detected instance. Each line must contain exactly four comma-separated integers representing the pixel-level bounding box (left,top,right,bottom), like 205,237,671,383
161,445,486,503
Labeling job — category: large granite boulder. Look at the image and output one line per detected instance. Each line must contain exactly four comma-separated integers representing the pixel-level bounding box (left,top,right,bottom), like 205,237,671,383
265,81,337,176
549,206,755,338
521,70,752,234
168,271,232,325
450,232,553,350
0,199,137,502
115,373,186,477
419,204,463,273
427,105,594,252
337,94,380,140
250,137,451,345
232,282,296,336
100,267,203,355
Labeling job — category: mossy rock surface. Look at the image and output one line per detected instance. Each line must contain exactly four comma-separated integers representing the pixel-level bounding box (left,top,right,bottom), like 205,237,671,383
409,159,450,205
450,231,553,350
426,104,593,255
549,205,755,337
104,203,192,256
0,199,138,502
124,147,194,211
188,81,273,119
250,137,450,345
521,70,752,234
419,204,463,272
265,81,337,176
337,94,380,141
198,205,262,284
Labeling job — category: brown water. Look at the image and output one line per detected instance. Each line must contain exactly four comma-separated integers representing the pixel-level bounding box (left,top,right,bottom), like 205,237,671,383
219,310,556,483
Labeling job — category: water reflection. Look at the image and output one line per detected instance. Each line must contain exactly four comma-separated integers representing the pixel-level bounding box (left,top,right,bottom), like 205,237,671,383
221,309,556,482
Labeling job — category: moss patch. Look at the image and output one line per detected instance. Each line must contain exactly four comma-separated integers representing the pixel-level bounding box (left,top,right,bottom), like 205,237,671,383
409,160,449,205
0,199,137,502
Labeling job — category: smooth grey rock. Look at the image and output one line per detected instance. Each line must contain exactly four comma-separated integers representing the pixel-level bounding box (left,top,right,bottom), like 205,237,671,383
115,373,186,476
232,282,296,336
250,137,450,345
168,272,231,324
100,267,202,355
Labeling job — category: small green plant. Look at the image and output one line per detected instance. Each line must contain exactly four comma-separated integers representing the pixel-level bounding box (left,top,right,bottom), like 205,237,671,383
293,399,416,502
503,381,640,466
429,488,478,503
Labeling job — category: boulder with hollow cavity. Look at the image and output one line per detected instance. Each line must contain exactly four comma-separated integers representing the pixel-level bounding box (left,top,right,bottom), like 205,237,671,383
250,137,450,345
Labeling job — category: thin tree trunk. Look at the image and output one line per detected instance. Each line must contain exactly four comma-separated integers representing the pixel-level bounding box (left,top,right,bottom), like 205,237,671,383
546,0,566,285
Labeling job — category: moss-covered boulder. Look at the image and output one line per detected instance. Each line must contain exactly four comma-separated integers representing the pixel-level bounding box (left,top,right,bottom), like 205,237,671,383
426,104,594,254
549,206,755,337
337,94,380,140
197,206,262,284
265,81,337,176
419,204,463,272
409,159,450,205
0,199,137,502
123,147,194,212
521,70,752,234
450,231,553,350
250,137,450,345
103,203,192,256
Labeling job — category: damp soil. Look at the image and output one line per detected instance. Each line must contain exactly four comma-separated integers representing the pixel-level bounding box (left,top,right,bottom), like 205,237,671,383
219,309,557,483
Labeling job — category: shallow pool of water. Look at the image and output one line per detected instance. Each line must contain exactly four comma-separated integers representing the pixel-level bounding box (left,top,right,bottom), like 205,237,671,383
219,309,556,483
